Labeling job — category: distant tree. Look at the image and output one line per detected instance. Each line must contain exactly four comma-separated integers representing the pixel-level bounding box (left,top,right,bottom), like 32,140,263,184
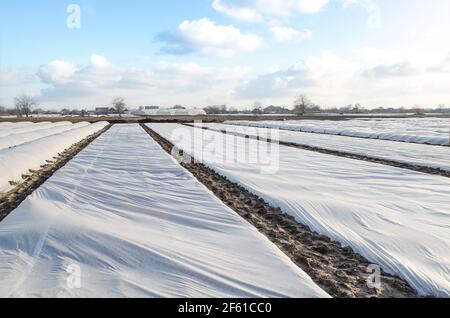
412,105,425,116
203,106,219,115
294,94,311,116
308,104,322,113
252,101,263,115
173,105,186,110
112,97,126,117
354,103,362,113
14,94,36,118
203,105,227,115
61,108,71,116
0,105,6,114
228,107,238,114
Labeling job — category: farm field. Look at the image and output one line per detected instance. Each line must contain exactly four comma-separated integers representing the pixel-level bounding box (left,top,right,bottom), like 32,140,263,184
148,123,450,297
3,0,450,304
0,121,448,298
192,123,450,173
227,118,450,146
0,124,328,298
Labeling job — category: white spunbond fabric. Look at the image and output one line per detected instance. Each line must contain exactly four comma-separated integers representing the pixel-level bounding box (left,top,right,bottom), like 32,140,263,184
0,122,91,150
0,122,72,137
0,124,328,298
149,123,450,297
226,119,450,146
0,122,36,129
0,122,108,193
197,123,450,172
0,122,47,129
0,122,52,135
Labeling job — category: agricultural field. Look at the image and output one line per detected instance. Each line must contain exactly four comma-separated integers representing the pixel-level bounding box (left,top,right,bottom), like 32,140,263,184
0,120,448,299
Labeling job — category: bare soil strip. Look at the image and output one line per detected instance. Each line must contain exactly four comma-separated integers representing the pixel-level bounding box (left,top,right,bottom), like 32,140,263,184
0,125,111,223
141,124,418,298
188,124,450,178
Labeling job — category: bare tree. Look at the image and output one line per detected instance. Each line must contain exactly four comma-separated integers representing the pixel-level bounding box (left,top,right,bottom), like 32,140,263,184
252,101,263,115
412,105,425,116
14,94,36,118
294,94,311,116
112,97,126,117
203,105,227,115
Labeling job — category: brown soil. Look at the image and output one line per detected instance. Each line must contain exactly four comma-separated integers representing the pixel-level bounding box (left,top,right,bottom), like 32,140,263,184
141,124,419,299
0,125,111,222
189,124,450,178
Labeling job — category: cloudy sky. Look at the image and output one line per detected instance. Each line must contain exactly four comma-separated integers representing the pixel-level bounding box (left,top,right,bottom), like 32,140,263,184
1,0,450,110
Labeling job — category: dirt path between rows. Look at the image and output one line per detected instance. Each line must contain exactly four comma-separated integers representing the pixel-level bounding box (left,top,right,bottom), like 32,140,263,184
0,125,111,223
187,124,450,178
141,124,419,298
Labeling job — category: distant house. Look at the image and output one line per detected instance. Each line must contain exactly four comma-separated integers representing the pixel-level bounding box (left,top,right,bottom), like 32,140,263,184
145,106,159,110
95,107,110,115
131,107,206,116
264,105,290,114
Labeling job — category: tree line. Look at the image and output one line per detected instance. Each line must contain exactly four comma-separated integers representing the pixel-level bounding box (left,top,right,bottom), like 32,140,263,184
203,95,449,115
1,93,449,117
0,95,128,117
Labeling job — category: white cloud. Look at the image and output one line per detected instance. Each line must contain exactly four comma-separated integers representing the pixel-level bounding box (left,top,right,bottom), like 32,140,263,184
236,51,356,98
0,68,37,86
361,61,418,78
342,0,381,29
6,48,450,109
235,49,450,107
296,0,330,13
212,0,329,20
156,18,262,58
212,0,262,22
90,54,111,68
213,0,382,30
428,54,450,73
35,54,248,107
37,61,77,84
271,26,312,42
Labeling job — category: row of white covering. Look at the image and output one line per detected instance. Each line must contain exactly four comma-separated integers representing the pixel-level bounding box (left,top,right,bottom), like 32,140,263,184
226,120,450,146
0,122,91,150
192,123,450,172
0,122,109,193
